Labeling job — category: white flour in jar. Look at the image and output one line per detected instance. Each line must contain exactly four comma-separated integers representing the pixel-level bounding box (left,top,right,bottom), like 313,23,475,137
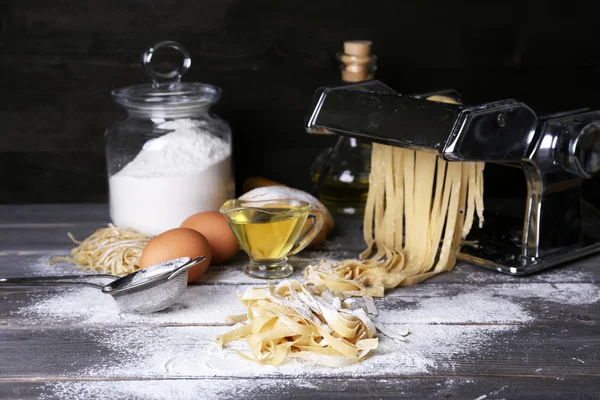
109,119,233,236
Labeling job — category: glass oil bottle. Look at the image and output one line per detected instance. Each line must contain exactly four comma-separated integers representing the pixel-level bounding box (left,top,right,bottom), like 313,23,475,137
310,40,377,217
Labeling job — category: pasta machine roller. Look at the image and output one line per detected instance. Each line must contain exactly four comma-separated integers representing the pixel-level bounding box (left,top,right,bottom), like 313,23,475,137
305,79,600,275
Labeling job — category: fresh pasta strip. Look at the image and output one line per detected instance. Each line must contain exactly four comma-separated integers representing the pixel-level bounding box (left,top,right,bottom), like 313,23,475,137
216,279,378,367
49,224,152,276
304,95,485,297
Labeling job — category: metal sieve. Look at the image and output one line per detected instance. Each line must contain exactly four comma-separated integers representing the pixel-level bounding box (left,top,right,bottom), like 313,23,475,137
0,256,205,313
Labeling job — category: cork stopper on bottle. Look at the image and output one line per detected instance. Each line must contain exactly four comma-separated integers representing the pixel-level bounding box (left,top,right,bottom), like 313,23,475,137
340,40,375,82
343,40,372,58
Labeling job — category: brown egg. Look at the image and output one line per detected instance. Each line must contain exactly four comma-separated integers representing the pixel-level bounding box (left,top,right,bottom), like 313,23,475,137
180,211,240,264
139,227,212,283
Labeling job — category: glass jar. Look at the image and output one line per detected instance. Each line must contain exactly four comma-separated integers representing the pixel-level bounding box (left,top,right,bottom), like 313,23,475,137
105,41,234,236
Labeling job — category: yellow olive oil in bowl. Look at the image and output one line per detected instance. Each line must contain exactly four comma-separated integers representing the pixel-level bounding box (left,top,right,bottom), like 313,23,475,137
220,198,324,279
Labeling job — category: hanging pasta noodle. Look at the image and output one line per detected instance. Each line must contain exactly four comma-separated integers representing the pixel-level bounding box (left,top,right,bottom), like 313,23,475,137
49,224,152,276
305,95,485,297
216,279,378,367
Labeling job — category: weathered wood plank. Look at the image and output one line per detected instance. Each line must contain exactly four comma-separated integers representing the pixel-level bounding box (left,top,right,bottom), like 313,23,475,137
1,376,599,400
0,207,598,398
1,203,599,290
1,249,599,286
0,204,109,226
0,210,364,252
1,276,598,327
0,322,597,379
0,206,598,285
0,226,111,253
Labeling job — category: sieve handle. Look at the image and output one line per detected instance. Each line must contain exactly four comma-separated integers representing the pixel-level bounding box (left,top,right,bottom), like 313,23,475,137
0,274,117,289
168,256,206,280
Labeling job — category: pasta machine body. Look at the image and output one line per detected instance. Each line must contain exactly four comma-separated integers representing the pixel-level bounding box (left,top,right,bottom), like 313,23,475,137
305,80,600,275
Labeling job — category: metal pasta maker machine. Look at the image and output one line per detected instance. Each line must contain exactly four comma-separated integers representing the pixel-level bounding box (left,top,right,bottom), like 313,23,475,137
305,80,600,275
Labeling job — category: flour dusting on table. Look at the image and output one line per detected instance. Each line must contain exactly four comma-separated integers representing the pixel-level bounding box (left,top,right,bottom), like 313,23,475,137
12,257,599,399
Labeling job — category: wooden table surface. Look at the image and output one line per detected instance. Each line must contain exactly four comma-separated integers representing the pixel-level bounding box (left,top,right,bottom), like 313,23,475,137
0,204,598,399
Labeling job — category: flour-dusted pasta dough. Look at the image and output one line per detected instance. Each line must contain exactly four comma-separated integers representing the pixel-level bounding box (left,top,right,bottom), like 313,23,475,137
305,95,485,295
215,279,378,367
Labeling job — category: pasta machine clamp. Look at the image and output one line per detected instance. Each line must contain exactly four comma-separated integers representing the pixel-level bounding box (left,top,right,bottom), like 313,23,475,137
305,80,600,275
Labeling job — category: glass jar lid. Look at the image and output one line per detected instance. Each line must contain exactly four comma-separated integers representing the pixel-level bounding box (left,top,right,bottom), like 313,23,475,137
111,41,221,112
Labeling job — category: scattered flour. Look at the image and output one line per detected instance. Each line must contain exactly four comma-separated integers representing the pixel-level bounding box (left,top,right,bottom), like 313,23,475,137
24,280,600,328
18,286,247,326
10,257,600,399
73,324,513,379
24,255,97,277
452,262,598,284
494,283,600,305
43,377,362,400
43,381,217,400
11,283,535,398
376,292,533,324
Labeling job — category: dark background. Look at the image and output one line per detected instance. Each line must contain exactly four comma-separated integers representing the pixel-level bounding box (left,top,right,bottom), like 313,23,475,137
2,0,600,204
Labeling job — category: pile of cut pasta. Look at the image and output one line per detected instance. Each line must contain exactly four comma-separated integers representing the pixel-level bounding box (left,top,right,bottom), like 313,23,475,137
216,279,378,367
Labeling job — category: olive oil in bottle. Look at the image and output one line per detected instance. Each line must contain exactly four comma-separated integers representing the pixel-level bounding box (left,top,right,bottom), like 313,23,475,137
310,40,377,217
